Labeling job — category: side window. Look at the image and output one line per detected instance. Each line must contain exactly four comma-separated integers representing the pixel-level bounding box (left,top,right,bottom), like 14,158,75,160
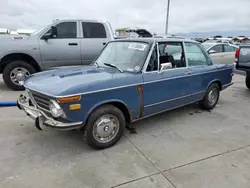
82,22,107,38
158,42,186,69
209,44,223,53
185,43,208,66
224,45,236,52
55,22,77,39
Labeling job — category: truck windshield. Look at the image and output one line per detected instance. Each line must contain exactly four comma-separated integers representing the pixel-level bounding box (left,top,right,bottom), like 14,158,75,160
96,41,150,72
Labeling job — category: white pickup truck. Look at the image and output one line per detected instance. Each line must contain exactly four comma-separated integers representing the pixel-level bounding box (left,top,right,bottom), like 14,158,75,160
0,19,116,90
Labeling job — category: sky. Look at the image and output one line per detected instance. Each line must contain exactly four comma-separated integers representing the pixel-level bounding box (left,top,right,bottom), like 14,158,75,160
0,0,250,36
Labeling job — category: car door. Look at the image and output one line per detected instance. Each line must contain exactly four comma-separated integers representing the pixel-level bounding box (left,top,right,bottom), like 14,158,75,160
80,22,109,65
39,21,81,69
223,44,237,64
186,42,218,93
208,44,224,64
142,42,195,116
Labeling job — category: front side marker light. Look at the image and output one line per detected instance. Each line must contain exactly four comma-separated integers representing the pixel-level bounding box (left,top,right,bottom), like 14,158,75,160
70,104,81,111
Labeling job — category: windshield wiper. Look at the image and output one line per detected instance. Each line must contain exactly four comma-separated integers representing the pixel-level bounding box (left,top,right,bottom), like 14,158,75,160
104,63,124,73
94,61,99,68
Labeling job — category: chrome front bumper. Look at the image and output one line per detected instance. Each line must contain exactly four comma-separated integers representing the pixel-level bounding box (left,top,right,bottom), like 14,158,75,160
17,94,83,130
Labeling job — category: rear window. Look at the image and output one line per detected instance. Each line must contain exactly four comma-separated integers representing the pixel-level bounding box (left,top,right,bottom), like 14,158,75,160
82,22,107,38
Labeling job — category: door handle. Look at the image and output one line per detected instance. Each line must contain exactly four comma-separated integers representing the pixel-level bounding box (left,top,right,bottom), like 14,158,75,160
68,43,78,46
185,71,192,75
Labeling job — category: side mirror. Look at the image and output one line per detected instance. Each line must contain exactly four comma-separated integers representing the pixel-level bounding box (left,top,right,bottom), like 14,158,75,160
209,50,216,54
160,62,172,71
51,26,58,37
41,33,51,40
41,26,57,40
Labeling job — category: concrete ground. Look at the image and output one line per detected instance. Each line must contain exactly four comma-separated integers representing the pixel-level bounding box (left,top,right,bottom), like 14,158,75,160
0,74,250,188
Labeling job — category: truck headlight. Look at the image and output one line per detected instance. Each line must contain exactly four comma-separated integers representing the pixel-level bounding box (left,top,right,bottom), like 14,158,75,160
49,100,63,118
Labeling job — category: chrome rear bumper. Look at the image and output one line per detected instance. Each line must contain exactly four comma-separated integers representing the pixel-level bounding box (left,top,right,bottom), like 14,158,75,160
17,94,83,130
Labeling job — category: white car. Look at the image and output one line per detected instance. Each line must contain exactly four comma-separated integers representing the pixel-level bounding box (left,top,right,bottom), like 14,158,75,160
202,43,239,64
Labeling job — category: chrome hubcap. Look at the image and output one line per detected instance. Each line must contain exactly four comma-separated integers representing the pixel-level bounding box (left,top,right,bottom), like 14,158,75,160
93,114,120,143
208,88,218,105
10,67,30,85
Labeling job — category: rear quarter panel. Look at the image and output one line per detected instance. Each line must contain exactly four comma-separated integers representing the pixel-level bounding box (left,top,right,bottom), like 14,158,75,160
214,64,233,89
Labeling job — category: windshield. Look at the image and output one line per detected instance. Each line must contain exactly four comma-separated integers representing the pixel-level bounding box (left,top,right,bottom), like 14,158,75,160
96,41,150,72
201,43,214,50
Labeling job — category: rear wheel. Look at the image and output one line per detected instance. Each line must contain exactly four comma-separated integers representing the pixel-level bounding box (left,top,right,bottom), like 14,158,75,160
3,60,36,91
85,105,125,149
246,74,250,90
199,83,220,110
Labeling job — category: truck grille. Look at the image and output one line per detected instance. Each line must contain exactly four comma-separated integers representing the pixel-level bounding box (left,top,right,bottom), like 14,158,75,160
30,92,51,111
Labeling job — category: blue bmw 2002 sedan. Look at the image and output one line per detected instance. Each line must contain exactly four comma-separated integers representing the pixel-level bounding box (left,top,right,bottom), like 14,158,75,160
17,38,233,149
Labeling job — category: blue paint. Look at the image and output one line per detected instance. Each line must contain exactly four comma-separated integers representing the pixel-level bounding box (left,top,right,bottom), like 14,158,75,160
22,40,234,126
0,101,17,107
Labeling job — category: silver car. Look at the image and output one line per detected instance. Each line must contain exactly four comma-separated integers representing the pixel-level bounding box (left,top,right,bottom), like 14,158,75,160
202,43,238,64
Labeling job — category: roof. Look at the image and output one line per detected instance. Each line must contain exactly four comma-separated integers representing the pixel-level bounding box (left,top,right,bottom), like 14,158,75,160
114,37,197,44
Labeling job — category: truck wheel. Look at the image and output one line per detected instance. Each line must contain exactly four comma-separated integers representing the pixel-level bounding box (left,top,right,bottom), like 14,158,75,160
246,74,250,90
85,105,125,149
199,83,220,110
3,60,36,91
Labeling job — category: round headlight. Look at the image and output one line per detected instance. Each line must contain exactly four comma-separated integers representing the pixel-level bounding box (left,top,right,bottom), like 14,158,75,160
49,100,63,118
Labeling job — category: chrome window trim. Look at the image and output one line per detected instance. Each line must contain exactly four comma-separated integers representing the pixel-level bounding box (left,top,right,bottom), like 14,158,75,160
182,41,189,67
25,68,232,98
142,41,157,72
144,90,205,108
156,42,160,72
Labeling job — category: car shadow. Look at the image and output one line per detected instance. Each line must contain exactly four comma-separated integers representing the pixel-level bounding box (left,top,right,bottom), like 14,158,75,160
126,103,207,134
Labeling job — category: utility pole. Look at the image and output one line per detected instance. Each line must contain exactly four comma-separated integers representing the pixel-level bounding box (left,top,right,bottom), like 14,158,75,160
165,0,171,36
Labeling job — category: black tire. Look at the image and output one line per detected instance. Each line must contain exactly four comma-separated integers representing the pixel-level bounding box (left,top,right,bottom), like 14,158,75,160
3,60,36,91
246,74,250,90
199,83,220,110
85,105,126,149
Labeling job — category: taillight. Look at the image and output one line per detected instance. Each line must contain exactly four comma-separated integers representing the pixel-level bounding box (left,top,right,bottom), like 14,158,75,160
235,48,240,58
235,48,240,62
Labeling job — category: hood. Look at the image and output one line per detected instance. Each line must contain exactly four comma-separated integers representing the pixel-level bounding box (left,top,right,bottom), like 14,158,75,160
24,66,141,97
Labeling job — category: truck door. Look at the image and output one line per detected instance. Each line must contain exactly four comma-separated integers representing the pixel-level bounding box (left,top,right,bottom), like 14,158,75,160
223,44,237,64
39,21,81,69
208,44,224,64
80,22,109,65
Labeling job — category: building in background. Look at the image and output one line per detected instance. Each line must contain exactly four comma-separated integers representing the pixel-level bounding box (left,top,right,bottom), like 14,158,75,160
0,28,9,34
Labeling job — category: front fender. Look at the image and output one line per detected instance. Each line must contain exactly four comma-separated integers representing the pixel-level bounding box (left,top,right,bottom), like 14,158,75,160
83,99,129,124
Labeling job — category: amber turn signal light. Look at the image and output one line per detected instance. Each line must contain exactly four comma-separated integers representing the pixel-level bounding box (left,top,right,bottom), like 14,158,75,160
69,104,81,111
57,95,81,103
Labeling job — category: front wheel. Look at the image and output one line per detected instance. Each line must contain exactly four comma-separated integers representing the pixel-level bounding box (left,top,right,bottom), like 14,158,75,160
85,105,126,149
199,83,220,110
245,74,250,90
3,60,36,91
